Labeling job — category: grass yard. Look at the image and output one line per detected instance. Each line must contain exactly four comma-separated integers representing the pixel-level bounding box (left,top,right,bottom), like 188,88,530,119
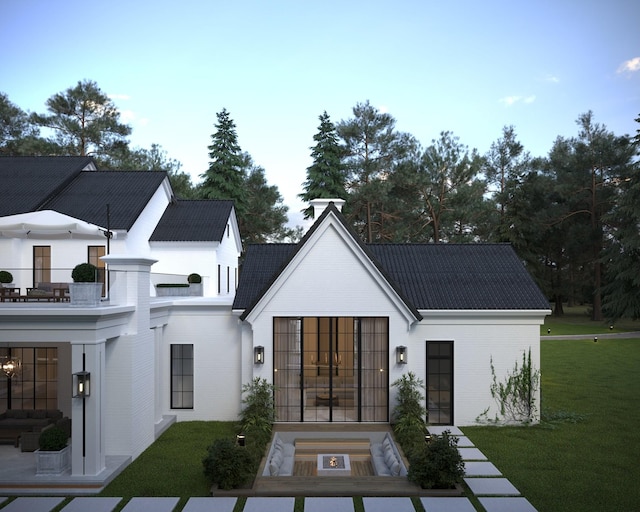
100,420,236,508
464,337,640,512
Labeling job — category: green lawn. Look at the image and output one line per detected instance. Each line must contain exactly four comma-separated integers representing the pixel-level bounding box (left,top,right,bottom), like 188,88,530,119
464,338,640,512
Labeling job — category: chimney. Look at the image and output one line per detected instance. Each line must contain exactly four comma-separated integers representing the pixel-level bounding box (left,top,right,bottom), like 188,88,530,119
309,198,345,218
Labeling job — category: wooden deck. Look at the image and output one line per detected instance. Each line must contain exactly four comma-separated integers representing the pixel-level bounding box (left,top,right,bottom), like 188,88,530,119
211,423,463,497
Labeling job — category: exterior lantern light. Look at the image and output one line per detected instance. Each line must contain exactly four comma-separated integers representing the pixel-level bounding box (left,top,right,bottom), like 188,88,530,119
425,434,433,444
73,371,91,397
594,337,598,343
396,346,407,364
254,346,264,365
236,433,246,447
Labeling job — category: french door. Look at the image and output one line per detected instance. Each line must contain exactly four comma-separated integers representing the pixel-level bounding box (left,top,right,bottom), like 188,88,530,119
273,317,388,422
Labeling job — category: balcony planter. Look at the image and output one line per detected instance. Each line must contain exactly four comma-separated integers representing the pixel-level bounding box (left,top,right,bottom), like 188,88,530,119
70,263,102,306
156,283,190,297
35,426,71,475
0,270,14,288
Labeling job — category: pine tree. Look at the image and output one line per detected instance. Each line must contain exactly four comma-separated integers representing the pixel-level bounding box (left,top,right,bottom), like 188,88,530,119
299,111,347,219
30,80,131,158
199,109,247,216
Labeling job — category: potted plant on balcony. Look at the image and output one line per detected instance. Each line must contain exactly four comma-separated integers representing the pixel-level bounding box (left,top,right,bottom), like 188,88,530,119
0,270,14,288
69,262,102,306
35,425,71,475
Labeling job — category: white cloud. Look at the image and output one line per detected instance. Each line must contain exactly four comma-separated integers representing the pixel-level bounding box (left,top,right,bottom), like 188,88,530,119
544,74,560,83
499,95,536,107
617,57,640,74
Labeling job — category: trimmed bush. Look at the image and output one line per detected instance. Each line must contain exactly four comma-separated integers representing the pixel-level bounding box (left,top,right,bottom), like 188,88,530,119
187,273,202,284
202,438,255,490
408,430,465,489
72,263,98,282
0,270,13,283
39,426,68,451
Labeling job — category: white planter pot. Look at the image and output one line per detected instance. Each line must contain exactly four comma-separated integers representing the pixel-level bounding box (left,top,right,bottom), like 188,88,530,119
35,445,71,475
188,283,203,296
69,282,103,306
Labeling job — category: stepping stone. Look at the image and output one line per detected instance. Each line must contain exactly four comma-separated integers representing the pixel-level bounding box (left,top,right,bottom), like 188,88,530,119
362,497,415,512
182,497,237,512
121,497,180,512
458,447,487,460
243,497,295,512
62,497,122,512
464,477,520,496
427,426,464,436
420,497,476,512
305,497,354,512
479,497,538,512
464,461,502,476
454,436,474,447
1,497,65,512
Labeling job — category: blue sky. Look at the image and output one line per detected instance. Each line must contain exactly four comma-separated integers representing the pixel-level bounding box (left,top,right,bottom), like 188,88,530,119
1,0,638,227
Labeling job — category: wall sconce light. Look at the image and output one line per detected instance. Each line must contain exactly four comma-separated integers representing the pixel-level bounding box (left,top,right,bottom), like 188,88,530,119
396,346,407,364
1,356,21,378
73,371,91,397
254,346,264,365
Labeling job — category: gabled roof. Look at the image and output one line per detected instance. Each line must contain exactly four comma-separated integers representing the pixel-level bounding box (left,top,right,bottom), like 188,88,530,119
42,171,169,230
150,200,235,242
233,202,550,314
0,156,95,216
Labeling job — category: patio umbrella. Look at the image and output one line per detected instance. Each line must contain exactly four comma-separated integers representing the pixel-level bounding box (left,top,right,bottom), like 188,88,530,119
0,210,114,239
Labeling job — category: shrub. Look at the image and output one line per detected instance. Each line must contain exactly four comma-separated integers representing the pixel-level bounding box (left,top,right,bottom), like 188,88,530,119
0,270,13,283
71,263,98,282
187,273,202,284
39,426,68,451
391,372,427,456
202,438,255,490
407,430,465,489
238,377,276,463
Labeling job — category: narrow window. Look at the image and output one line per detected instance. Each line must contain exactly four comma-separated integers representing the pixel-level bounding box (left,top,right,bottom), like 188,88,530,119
171,344,194,409
227,266,230,293
217,265,221,294
88,245,106,295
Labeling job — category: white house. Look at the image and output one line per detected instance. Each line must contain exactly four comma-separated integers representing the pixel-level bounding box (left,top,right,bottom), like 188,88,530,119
0,157,550,490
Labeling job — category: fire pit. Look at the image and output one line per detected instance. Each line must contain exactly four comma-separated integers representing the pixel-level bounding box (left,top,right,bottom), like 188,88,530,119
317,453,351,476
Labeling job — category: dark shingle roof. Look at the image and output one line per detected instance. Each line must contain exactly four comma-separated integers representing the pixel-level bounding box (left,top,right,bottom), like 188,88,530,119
150,200,234,242
368,244,550,310
42,171,168,230
0,156,94,216
233,240,550,313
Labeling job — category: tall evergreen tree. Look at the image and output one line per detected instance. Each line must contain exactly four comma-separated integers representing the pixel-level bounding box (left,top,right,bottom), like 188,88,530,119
199,108,247,215
415,131,484,243
338,101,417,242
483,126,532,242
241,157,291,243
299,111,347,219
602,114,640,320
30,80,132,159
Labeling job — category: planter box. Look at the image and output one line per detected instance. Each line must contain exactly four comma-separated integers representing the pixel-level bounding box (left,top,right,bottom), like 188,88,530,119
156,284,203,297
35,445,71,475
69,282,103,307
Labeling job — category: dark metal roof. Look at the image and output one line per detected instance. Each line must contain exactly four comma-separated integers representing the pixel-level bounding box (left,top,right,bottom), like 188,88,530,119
0,156,94,216
150,200,234,242
42,171,169,230
233,204,550,314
